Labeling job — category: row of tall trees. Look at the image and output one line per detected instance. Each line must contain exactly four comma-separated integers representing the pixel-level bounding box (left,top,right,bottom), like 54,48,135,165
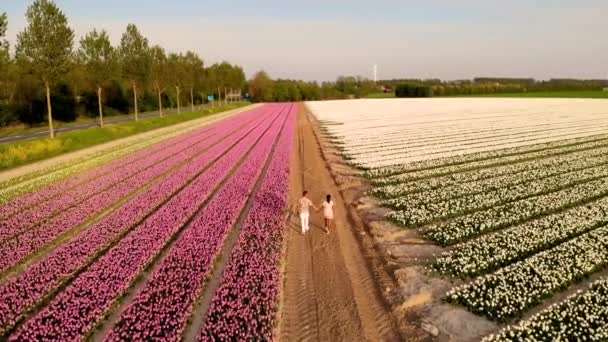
0,0,246,137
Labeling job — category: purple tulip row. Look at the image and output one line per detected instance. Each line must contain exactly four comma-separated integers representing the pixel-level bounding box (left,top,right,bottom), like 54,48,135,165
200,105,295,341
0,115,222,220
0,107,273,336
106,104,291,342
0,124,217,243
0,109,268,274
7,105,286,341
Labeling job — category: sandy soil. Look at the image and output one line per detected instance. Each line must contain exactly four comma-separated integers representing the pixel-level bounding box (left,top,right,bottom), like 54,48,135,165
278,104,404,341
0,104,259,183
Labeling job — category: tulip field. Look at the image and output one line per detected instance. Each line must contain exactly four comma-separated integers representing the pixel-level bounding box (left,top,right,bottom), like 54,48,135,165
0,103,295,341
309,98,608,341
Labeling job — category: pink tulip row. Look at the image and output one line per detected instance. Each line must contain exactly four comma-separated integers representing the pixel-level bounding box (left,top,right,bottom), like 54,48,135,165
106,104,292,341
0,107,272,336
0,124,217,243
200,105,295,341
8,105,286,341
0,109,269,274
0,115,222,220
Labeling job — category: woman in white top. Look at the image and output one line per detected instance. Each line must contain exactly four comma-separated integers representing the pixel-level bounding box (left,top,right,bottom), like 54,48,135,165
319,194,334,234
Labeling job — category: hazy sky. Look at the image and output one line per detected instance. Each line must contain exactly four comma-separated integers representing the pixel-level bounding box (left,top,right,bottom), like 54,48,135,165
3,0,608,81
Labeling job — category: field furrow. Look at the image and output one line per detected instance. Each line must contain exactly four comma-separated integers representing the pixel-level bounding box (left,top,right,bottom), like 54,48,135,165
106,104,292,341
373,147,608,199
423,176,608,245
433,196,608,277
446,226,608,321
199,105,295,341
0,109,237,204
387,165,608,227
483,277,608,341
0,106,278,337
7,106,287,340
0,110,266,274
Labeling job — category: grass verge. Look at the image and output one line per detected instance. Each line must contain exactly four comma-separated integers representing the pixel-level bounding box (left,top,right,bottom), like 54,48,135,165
0,103,249,171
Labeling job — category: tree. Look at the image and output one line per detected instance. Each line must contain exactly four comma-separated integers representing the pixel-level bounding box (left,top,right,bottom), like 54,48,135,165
248,70,274,103
0,12,7,50
167,53,186,113
149,45,168,116
78,29,116,127
0,12,13,105
119,24,150,121
182,51,204,112
15,0,74,138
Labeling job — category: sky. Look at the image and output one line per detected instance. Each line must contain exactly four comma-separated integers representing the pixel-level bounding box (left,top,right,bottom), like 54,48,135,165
3,0,608,81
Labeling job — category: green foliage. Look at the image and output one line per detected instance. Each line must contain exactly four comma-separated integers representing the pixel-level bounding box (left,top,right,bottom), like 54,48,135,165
15,0,74,85
0,12,8,49
0,102,249,170
15,82,76,124
248,70,274,102
78,29,116,88
119,24,150,87
150,45,168,93
395,84,433,97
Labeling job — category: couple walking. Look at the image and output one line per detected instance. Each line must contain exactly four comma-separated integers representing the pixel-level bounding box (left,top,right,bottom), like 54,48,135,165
297,190,334,235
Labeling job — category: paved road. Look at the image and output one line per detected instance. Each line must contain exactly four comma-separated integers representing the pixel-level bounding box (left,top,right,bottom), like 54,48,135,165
0,105,215,145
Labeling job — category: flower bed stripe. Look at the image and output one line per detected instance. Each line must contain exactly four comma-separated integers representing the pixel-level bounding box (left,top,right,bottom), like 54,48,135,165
424,177,608,245
0,110,266,274
0,106,275,337
0,127,218,242
433,196,608,277
106,104,292,341
7,105,286,341
199,105,295,341
0,117,221,215
365,134,608,179
482,277,608,341
388,165,608,227
446,226,608,321
372,145,608,197
0,106,241,203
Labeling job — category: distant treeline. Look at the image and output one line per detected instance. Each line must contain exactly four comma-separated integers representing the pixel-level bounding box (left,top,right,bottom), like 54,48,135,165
386,78,608,98
247,72,378,102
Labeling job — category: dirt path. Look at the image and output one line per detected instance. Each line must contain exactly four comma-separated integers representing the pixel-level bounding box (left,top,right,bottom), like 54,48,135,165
278,104,401,342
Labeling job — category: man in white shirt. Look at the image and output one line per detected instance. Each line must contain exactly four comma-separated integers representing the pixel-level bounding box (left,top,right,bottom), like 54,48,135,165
297,190,317,234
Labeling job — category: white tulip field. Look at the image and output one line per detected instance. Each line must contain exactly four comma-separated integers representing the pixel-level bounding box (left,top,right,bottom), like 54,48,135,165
308,98,608,341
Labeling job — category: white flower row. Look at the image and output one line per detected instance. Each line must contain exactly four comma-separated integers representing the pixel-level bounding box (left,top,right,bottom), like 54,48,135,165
372,147,608,199
351,127,608,168
424,176,608,245
446,226,608,321
482,277,608,341
366,134,608,179
387,165,608,227
433,195,608,277
344,121,608,158
340,118,608,151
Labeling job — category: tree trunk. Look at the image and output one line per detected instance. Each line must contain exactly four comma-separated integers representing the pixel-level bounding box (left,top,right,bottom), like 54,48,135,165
217,87,221,106
190,87,194,112
224,87,227,105
97,86,104,127
45,81,55,139
132,82,139,121
158,89,163,117
176,86,181,114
